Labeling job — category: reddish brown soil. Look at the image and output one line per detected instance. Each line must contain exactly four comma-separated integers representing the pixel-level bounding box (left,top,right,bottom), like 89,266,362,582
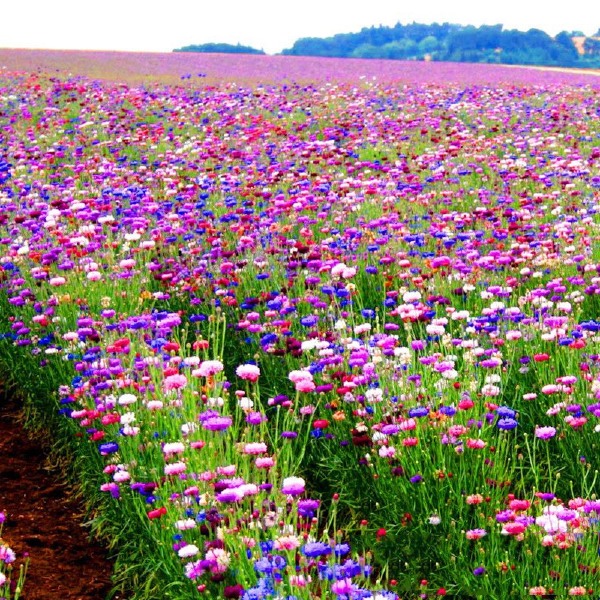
0,391,115,600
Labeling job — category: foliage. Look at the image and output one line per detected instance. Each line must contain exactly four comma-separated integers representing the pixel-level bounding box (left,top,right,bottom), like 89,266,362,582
282,21,600,68
174,43,265,55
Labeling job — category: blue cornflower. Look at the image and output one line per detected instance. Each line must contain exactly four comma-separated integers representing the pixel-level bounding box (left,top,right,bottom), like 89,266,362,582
302,541,332,558
408,406,429,418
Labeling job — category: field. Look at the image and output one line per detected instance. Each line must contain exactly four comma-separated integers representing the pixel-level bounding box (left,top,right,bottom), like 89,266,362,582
0,50,600,599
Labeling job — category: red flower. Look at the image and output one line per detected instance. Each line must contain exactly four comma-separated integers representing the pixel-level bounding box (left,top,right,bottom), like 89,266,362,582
148,506,167,519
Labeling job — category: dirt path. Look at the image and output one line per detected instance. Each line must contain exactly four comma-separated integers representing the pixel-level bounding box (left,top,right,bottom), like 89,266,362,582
0,391,115,600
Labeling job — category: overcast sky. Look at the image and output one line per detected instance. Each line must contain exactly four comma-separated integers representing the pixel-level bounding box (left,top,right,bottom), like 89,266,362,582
2,0,599,55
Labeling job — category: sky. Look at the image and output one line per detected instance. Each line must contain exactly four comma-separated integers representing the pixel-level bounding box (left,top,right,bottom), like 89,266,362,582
2,0,599,55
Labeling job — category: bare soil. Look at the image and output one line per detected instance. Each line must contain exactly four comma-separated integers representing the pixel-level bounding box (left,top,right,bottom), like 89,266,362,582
0,390,115,600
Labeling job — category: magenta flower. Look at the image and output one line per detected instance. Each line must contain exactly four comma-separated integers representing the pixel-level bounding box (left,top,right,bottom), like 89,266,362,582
202,416,233,431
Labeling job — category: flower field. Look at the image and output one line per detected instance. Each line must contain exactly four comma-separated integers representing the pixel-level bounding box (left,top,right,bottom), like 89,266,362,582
1,53,600,599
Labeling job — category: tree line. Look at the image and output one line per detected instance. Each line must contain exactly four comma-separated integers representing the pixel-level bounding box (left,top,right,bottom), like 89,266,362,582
175,23,600,68
174,42,265,55
282,23,600,68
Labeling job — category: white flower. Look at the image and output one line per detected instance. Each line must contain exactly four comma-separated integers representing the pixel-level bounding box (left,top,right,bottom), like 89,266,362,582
118,393,137,405
178,544,200,558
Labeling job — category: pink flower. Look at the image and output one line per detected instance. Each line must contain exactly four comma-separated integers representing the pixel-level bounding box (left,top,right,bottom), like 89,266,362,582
288,369,313,383
466,438,486,449
255,456,275,469
508,499,530,511
236,364,260,382
565,416,587,428
465,528,487,540
162,442,185,456
289,574,311,587
243,442,267,455
193,360,224,377
529,587,548,596
541,384,561,394
535,426,557,439
501,522,527,536
216,465,236,476
164,461,187,475
295,379,315,392
331,579,355,594
568,587,587,596
274,534,300,550
466,494,484,505
448,425,467,437
205,548,230,574
119,258,136,269
378,446,396,458
163,374,187,391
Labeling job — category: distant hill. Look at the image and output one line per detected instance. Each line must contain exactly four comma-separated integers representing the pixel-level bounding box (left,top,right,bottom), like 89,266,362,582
279,22,600,69
174,43,265,55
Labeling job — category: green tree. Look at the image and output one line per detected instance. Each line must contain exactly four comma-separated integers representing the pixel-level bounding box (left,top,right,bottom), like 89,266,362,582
351,43,381,59
418,35,439,55
382,39,418,59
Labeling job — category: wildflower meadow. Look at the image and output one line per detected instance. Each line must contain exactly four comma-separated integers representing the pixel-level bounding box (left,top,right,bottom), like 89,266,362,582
0,54,599,599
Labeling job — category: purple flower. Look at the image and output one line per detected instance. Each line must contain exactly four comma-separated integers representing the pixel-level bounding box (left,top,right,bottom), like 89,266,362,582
302,541,331,557
297,498,320,517
497,418,518,430
536,492,556,501
300,315,319,327
534,426,556,439
202,416,233,431
408,406,429,418
380,424,400,435
496,406,516,419
334,543,350,556
583,500,600,513
411,340,425,351
245,411,266,425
